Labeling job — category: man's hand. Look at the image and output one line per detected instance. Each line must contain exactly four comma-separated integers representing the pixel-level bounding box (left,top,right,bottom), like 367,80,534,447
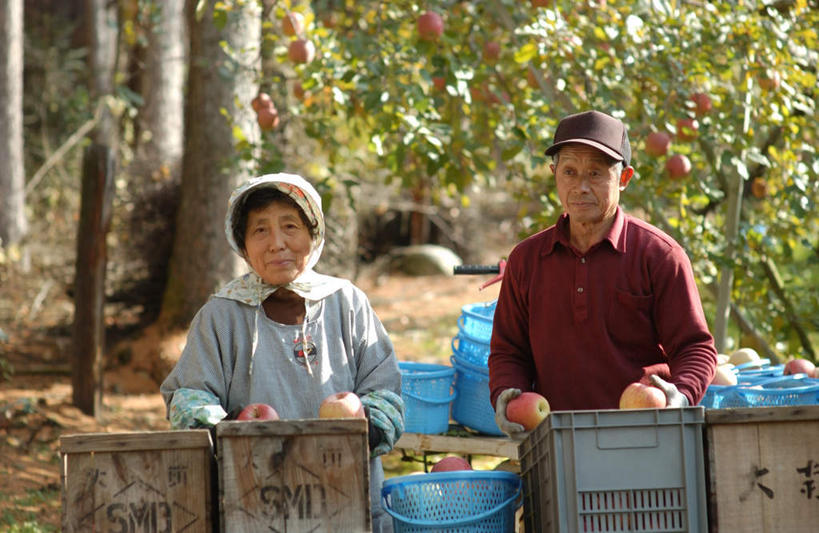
494,388,528,438
649,375,689,408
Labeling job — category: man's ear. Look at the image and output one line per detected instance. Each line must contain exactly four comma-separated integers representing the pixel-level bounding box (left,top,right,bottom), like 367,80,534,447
619,166,635,191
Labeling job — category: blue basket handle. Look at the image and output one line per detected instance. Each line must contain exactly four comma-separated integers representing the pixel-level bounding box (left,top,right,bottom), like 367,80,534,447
402,389,457,405
382,479,522,528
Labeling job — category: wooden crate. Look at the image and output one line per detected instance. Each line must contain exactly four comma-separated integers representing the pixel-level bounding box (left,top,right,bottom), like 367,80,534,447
216,418,370,532
60,430,215,533
705,406,819,533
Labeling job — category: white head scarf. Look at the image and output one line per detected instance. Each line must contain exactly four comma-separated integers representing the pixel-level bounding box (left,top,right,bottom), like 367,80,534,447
215,173,346,305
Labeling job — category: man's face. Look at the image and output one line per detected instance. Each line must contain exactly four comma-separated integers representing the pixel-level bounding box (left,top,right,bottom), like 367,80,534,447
551,143,629,226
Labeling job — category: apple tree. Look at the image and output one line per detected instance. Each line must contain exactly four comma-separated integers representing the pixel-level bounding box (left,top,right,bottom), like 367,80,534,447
251,0,817,360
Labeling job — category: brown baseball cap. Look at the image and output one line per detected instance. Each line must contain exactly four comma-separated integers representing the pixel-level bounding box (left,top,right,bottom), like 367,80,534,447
544,110,632,166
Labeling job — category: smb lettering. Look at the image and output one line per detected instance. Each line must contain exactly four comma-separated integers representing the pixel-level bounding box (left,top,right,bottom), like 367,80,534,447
103,501,178,533
260,483,331,520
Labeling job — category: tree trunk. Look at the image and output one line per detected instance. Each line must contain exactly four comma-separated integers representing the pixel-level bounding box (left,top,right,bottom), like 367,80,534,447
72,145,114,415
0,0,26,249
71,0,119,416
124,0,188,320
134,0,186,175
159,1,261,328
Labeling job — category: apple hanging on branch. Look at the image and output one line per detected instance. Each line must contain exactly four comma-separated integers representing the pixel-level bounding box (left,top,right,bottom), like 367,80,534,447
666,153,692,180
675,118,699,142
282,11,305,37
645,131,671,158
690,92,712,116
417,11,444,42
288,38,316,64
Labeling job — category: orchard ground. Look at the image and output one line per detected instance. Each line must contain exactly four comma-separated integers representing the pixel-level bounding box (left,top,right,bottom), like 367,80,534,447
0,248,507,529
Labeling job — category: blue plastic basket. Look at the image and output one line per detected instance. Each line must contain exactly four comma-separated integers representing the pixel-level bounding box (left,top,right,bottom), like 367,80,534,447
719,375,819,408
457,301,496,343
382,471,521,533
450,355,504,436
736,364,784,379
399,362,456,434
451,332,491,368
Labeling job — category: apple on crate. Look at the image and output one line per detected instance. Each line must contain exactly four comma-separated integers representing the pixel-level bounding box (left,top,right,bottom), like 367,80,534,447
728,347,761,367
506,392,550,431
318,391,366,419
711,364,738,386
619,382,666,409
431,456,472,472
236,403,280,421
784,358,816,378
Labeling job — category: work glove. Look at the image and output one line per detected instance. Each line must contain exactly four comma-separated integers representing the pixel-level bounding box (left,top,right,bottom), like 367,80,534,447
649,375,689,408
494,388,528,439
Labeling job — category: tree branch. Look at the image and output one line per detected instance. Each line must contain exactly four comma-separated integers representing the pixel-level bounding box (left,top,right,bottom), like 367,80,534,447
760,256,815,359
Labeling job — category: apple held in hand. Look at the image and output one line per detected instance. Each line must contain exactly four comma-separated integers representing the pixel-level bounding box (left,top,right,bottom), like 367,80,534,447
431,456,472,472
506,392,550,431
237,403,280,421
318,391,366,419
619,382,666,409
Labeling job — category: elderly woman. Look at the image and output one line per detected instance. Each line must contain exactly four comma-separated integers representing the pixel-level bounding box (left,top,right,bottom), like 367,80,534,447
160,173,404,532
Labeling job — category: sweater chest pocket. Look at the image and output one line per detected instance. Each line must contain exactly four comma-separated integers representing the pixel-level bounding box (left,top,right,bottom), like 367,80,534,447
606,289,655,348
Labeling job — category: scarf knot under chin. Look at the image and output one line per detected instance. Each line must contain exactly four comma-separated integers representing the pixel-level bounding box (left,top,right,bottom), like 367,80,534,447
215,270,347,306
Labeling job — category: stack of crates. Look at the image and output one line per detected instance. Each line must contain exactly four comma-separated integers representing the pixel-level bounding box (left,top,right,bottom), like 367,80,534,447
518,407,708,532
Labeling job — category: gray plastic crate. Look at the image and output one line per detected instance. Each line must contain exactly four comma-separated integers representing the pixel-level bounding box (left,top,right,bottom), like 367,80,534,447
518,407,707,532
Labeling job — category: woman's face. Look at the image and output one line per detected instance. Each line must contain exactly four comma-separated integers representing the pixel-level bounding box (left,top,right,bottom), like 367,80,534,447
243,200,313,286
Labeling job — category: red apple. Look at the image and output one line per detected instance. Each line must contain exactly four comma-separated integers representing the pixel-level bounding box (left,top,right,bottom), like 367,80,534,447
758,69,781,91
619,382,666,409
318,391,366,419
252,92,272,112
675,118,699,142
432,76,446,92
282,12,305,37
288,39,315,64
530,0,550,6
483,41,501,63
292,81,307,100
417,11,444,42
784,358,816,377
750,177,768,199
237,403,280,421
257,106,280,131
690,92,712,116
431,456,472,472
506,392,550,431
666,153,692,179
645,131,671,158
320,12,337,29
